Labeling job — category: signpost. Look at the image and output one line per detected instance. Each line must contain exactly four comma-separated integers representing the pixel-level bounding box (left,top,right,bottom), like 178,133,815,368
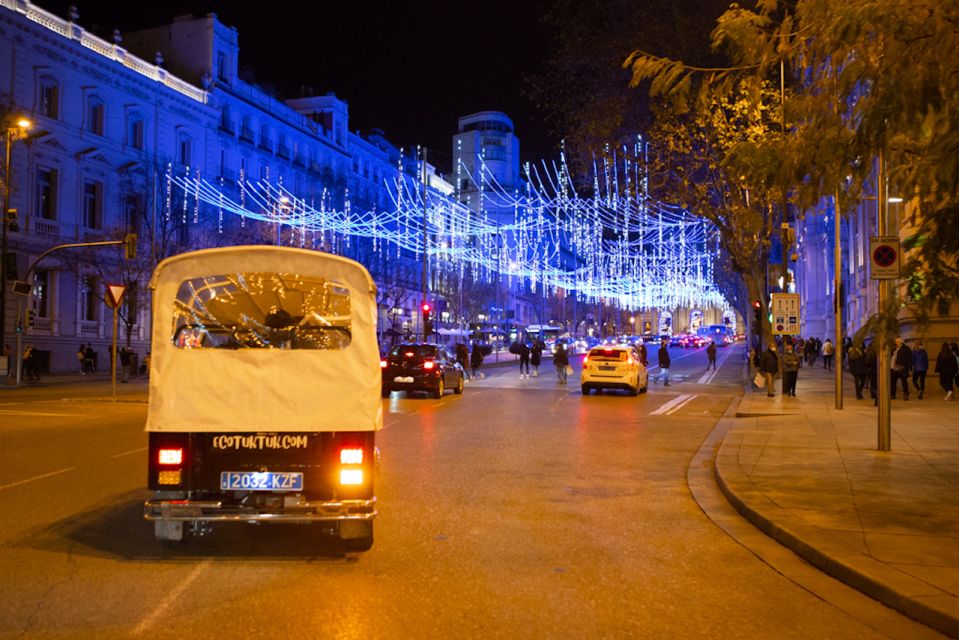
770,293,801,336
870,236,901,280
104,283,127,399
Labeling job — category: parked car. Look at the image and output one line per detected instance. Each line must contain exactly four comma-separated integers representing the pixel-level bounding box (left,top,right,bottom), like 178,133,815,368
580,345,649,396
381,343,465,398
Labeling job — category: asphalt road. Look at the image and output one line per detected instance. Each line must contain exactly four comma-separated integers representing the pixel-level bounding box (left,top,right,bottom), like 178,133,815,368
0,344,937,638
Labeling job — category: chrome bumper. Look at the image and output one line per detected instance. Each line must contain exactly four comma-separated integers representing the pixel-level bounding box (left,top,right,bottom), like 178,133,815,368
144,496,376,523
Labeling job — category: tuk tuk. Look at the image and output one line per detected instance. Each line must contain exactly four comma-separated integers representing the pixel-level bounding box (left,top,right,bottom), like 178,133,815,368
143,246,381,550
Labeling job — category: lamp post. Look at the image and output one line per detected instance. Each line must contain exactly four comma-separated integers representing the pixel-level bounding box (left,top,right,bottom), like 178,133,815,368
1,117,32,360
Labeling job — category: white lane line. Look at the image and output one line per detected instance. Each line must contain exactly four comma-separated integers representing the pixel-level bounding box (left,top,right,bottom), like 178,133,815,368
133,560,211,635
697,347,738,384
0,466,76,491
650,394,694,416
666,394,698,415
111,446,148,458
0,409,75,417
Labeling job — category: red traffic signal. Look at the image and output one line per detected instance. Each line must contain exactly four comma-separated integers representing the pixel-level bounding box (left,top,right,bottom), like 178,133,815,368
752,300,762,309
421,302,431,313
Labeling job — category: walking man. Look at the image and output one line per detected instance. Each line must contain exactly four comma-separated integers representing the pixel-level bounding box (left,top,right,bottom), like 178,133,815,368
890,336,912,400
553,342,570,384
848,342,868,399
654,337,671,386
759,343,779,398
822,338,835,370
706,340,717,371
912,341,928,400
517,340,531,379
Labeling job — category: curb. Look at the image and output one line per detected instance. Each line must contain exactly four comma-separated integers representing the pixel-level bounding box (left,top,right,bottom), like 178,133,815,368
713,382,959,637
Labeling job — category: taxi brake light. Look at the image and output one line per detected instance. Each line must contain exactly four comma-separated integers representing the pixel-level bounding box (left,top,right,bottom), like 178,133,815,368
158,448,183,465
582,355,589,365
340,448,364,464
380,359,387,368
423,360,435,370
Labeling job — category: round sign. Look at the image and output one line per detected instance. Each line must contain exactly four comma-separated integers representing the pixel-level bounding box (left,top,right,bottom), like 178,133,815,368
873,245,897,268
776,324,784,332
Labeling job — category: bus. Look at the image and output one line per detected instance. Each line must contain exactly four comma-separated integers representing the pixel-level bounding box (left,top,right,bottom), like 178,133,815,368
697,324,734,346
526,324,563,349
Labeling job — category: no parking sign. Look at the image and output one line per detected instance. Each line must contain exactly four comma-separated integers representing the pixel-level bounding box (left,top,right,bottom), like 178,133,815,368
870,236,901,279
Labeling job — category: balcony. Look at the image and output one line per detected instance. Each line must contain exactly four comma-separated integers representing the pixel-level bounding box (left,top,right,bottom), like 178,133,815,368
30,316,54,335
78,320,101,338
32,218,60,239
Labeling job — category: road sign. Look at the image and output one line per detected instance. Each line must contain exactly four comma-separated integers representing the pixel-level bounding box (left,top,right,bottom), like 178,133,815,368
870,236,901,279
771,293,801,335
105,283,126,309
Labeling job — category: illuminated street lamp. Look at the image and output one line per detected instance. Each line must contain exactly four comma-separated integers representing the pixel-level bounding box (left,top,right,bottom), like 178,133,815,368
1,116,32,353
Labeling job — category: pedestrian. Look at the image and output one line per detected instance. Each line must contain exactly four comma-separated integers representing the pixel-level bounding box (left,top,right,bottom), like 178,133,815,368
84,344,96,373
23,345,39,382
935,342,957,400
470,343,485,380
781,342,801,396
553,342,570,384
952,343,959,391
638,341,648,367
3,343,10,378
653,337,671,386
706,340,717,371
804,339,815,367
77,344,87,375
821,338,835,370
890,336,912,400
120,347,132,383
912,341,929,400
848,342,868,399
759,343,779,398
748,347,757,379
530,340,543,377
517,340,531,379
455,342,470,380
866,340,878,405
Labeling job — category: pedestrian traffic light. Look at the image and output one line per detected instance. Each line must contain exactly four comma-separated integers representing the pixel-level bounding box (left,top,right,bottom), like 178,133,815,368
422,302,433,338
752,300,762,327
124,233,137,260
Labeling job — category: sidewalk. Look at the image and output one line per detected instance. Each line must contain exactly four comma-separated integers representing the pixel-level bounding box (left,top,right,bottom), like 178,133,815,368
715,362,959,636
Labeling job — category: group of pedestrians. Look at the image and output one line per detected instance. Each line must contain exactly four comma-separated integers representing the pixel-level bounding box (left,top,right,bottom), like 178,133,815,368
454,342,486,381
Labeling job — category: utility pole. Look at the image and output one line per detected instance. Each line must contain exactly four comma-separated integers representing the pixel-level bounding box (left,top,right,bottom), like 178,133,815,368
421,147,428,343
834,187,843,409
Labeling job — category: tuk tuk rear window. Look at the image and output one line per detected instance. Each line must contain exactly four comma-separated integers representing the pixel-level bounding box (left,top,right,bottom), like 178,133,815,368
172,272,351,350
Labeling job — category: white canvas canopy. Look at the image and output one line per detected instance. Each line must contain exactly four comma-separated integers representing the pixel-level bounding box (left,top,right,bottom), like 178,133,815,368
145,246,382,433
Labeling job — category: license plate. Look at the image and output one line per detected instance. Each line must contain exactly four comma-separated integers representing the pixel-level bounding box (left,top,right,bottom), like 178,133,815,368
220,471,303,491
599,365,616,371
394,376,414,383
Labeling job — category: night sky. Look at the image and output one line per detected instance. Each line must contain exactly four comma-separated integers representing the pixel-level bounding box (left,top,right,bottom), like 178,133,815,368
38,0,556,169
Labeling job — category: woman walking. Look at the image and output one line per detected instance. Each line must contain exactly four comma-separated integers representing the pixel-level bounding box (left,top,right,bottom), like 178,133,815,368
530,341,543,377
936,342,958,400
781,342,801,396
553,343,570,384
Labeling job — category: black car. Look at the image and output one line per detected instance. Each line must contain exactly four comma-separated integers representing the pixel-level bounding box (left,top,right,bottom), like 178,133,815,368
381,344,465,398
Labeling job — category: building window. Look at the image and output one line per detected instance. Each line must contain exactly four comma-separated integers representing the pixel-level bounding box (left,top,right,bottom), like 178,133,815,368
36,168,58,220
127,114,144,150
80,276,98,322
82,181,102,229
217,51,229,82
124,193,143,232
177,133,192,167
86,97,105,136
39,78,59,119
32,270,50,319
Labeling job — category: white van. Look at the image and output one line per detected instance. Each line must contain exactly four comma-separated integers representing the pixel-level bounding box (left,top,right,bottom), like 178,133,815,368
143,246,381,551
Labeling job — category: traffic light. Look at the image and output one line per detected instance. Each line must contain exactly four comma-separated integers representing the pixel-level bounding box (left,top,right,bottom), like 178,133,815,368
124,233,137,260
421,302,433,339
5,208,19,232
752,300,763,327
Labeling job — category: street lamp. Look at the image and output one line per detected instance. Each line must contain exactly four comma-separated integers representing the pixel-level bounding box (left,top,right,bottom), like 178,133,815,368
1,116,32,359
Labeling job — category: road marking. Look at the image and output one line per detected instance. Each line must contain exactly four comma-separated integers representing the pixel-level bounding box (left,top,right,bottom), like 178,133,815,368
650,394,697,416
133,560,211,635
697,347,738,384
0,409,76,417
665,394,698,415
111,446,147,458
0,466,76,491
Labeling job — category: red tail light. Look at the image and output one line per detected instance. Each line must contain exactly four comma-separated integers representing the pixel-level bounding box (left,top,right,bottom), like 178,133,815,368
423,360,435,370
582,355,589,365
340,448,364,464
158,448,183,465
